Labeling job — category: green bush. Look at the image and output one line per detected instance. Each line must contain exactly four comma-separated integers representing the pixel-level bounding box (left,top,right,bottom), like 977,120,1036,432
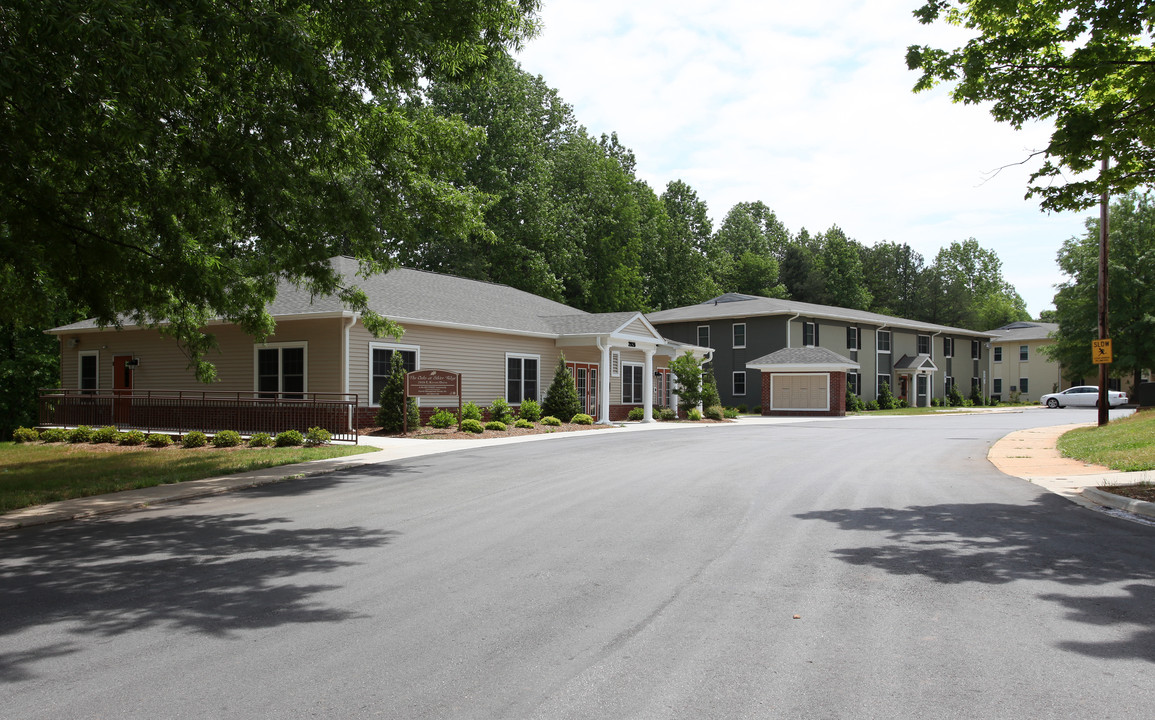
305,426,332,446
627,407,645,421
182,430,208,448
515,419,534,429
542,354,582,423
119,429,146,446
375,350,408,433
146,433,172,448
484,421,507,431
91,426,119,444
687,408,703,421
866,399,880,411
736,404,748,414
704,405,725,421
488,397,513,425
931,397,942,407
275,429,304,447
898,399,910,409
40,427,68,443
702,369,721,410
428,409,457,429
68,425,94,443
461,401,483,422
751,406,761,414
460,419,484,434
12,426,38,443
541,415,562,426
723,407,740,419
658,407,676,421
571,413,593,425
846,392,866,412
947,383,965,407
877,381,896,410
248,432,272,448
517,398,542,422
969,385,985,407
212,430,242,448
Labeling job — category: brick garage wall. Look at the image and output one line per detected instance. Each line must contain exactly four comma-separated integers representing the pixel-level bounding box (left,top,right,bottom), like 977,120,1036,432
760,371,847,417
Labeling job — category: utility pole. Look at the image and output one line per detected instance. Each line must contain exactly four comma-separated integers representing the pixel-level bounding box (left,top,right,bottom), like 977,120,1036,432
1097,153,1110,428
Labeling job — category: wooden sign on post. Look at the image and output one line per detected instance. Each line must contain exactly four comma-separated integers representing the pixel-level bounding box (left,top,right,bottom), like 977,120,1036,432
403,370,462,433
1092,338,1113,365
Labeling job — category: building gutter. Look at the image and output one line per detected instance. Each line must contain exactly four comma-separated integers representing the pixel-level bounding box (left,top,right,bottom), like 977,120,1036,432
785,313,800,348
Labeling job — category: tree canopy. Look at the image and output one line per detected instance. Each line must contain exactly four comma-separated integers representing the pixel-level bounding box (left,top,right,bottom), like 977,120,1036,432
907,0,1155,211
1,0,540,379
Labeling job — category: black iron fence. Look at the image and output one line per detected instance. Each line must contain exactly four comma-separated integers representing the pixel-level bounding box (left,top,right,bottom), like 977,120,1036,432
38,389,360,444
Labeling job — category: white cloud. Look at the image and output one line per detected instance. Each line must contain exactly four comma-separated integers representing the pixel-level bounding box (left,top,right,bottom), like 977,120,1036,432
517,0,1091,318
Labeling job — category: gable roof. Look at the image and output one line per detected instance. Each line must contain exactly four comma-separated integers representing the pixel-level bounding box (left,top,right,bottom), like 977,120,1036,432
746,346,860,372
986,321,1058,343
894,353,938,371
647,294,993,338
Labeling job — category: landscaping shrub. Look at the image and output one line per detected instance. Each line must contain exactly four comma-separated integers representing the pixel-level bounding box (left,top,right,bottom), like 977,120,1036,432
248,432,272,448
488,397,513,425
515,419,534,429
969,385,985,407
146,433,172,448
736,404,748,414
40,427,67,443
877,381,896,410
751,406,761,414
866,400,880,411
119,429,146,446
705,405,725,421
931,397,942,407
12,427,38,443
947,383,965,407
846,392,866,412
305,427,332,446
627,407,645,421
91,426,119,444
702,369,721,410
460,419,484,434
275,429,304,447
669,352,703,415
687,408,703,421
182,431,208,449
68,425,94,443
542,354,581,422
484,421,507,432
517,398,542,422
428,409,457,429
461,401,483,422
898,399,909,409
724,407,739,419
375,350,409,433
658,407,676,421
541,416,562,426
571,413,593,425
212,430,242,448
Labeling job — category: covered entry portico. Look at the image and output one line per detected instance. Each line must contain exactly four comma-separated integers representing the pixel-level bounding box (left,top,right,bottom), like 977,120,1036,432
893,354,937,408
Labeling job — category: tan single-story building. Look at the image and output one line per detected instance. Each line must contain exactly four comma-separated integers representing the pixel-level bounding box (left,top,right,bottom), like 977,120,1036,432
45,257,709,438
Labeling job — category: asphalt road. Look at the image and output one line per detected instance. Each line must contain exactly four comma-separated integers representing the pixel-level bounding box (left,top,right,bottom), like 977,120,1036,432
2,409,1153,719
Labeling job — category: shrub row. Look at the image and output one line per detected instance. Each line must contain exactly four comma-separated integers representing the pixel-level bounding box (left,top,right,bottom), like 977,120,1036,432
13,426,333,448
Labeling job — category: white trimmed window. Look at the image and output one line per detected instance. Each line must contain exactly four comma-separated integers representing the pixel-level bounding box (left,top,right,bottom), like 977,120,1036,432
918,334,930,355
877,373,891,393
79,350,99,393
994,346,1003,362
1020,345,1029,361
732,323,746,349
506,354,540,404
255,343,307,398
877,330,891,353
697,325,710,348
847,326,861,350
971,340,981,359
733,371,746,396
993,378,1003,394
943,338,954,357
622,362,643,404
369,343,419,406
848,372,860,395
803,321,817,347
945,376,955,395
1020,377,1029,394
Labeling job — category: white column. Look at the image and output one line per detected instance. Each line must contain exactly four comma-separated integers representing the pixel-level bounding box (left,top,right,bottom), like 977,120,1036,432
642,348,656,423
598,342,612,425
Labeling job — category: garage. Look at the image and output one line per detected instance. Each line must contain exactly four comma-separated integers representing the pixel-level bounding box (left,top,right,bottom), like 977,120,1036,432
771,373,829,411
746,346,860,417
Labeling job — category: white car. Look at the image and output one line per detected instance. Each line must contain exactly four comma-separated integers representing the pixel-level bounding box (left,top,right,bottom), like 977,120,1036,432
1040,385,1128,408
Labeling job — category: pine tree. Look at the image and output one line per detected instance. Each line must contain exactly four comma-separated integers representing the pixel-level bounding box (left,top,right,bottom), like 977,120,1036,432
375,351,408,433
543,354,582,421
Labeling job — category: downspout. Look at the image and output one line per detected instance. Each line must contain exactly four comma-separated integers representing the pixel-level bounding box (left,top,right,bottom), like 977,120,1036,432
785,313,800,348
343,313,357,432
929,330,941,407
875,324,888,400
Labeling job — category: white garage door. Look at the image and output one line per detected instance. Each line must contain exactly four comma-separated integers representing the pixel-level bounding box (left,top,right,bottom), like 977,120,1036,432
771,373,829,411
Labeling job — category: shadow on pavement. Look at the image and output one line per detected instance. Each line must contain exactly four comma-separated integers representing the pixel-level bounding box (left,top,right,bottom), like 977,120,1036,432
795,493,1155,662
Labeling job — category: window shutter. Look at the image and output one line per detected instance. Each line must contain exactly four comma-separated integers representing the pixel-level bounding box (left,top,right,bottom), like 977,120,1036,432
611,351,621,377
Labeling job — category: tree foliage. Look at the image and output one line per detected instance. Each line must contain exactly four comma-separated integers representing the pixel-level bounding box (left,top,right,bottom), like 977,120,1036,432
907,0,1155,211
1046,190,1155,386
542,354,582,422
1,0,541,379
669,352,703,415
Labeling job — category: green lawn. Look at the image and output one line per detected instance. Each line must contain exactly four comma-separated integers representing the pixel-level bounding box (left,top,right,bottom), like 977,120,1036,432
1057,412,1155,472
0,442,376,513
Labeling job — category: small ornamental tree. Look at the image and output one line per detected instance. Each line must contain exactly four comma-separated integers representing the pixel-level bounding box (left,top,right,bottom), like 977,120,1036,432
669,351,703,416
947,382,965,407
701,366,721,409
543,354,582,423
877,381,896,410
375,350,408,433
969,383,985,407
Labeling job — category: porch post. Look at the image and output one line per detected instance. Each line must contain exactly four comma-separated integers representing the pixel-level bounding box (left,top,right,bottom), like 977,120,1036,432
642,348,656,423
598,341,613,425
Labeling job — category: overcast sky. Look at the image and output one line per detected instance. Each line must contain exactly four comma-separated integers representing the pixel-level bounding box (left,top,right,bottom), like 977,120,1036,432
515,0,1094,319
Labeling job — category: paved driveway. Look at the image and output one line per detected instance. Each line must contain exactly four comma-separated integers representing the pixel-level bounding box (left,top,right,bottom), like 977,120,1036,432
2,410,1152,718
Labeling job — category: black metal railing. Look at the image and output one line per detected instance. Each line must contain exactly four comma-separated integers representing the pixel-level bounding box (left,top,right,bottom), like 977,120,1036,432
38,389,360,444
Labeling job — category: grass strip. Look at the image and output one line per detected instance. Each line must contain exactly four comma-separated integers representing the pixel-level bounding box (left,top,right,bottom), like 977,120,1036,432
0,442,376,513
1057,412,1155,472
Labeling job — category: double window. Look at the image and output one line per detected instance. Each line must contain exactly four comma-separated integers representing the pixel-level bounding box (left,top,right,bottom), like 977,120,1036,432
256,344,306,398
370,344,418,405
79,351,99,393
803,321,818,347
507,354,540,404
622,363,643,404
877,330,891,353
917,334,930,355
733,371,747,396
732,323,746,349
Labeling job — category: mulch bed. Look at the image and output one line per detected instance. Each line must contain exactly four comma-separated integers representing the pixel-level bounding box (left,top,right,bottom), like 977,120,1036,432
1099,484,1155,503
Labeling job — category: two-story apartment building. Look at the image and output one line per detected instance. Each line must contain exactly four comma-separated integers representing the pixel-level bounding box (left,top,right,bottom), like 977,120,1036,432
986,321,1064,402
648,293,993,411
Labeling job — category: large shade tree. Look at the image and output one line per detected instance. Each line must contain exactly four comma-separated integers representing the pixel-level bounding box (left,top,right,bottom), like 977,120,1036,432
1,0,540,380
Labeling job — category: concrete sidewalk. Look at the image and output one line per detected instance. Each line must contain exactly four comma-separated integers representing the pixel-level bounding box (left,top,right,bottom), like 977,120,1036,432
3,414,1151,532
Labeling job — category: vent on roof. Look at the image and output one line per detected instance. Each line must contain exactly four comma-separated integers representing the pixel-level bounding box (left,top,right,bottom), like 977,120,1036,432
703,293,760,305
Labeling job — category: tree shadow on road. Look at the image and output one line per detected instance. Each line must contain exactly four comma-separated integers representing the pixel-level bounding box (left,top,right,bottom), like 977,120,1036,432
795,492,1155,662
0,471,400,682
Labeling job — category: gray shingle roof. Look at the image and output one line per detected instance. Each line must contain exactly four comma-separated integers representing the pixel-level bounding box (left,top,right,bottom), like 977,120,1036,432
894,353,938,371
986,321,1058,342
747,346,859,369
541,312,639,335
647,295,993,338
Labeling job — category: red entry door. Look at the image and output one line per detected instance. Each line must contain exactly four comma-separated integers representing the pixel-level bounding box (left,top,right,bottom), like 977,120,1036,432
567,362,599,417
112,355,134,424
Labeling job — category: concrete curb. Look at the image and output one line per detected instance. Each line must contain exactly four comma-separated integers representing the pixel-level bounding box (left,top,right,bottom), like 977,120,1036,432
1082,487,1155,519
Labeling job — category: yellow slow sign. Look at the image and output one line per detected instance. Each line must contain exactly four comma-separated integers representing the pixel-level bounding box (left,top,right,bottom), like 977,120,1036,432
1092,338,1113,364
